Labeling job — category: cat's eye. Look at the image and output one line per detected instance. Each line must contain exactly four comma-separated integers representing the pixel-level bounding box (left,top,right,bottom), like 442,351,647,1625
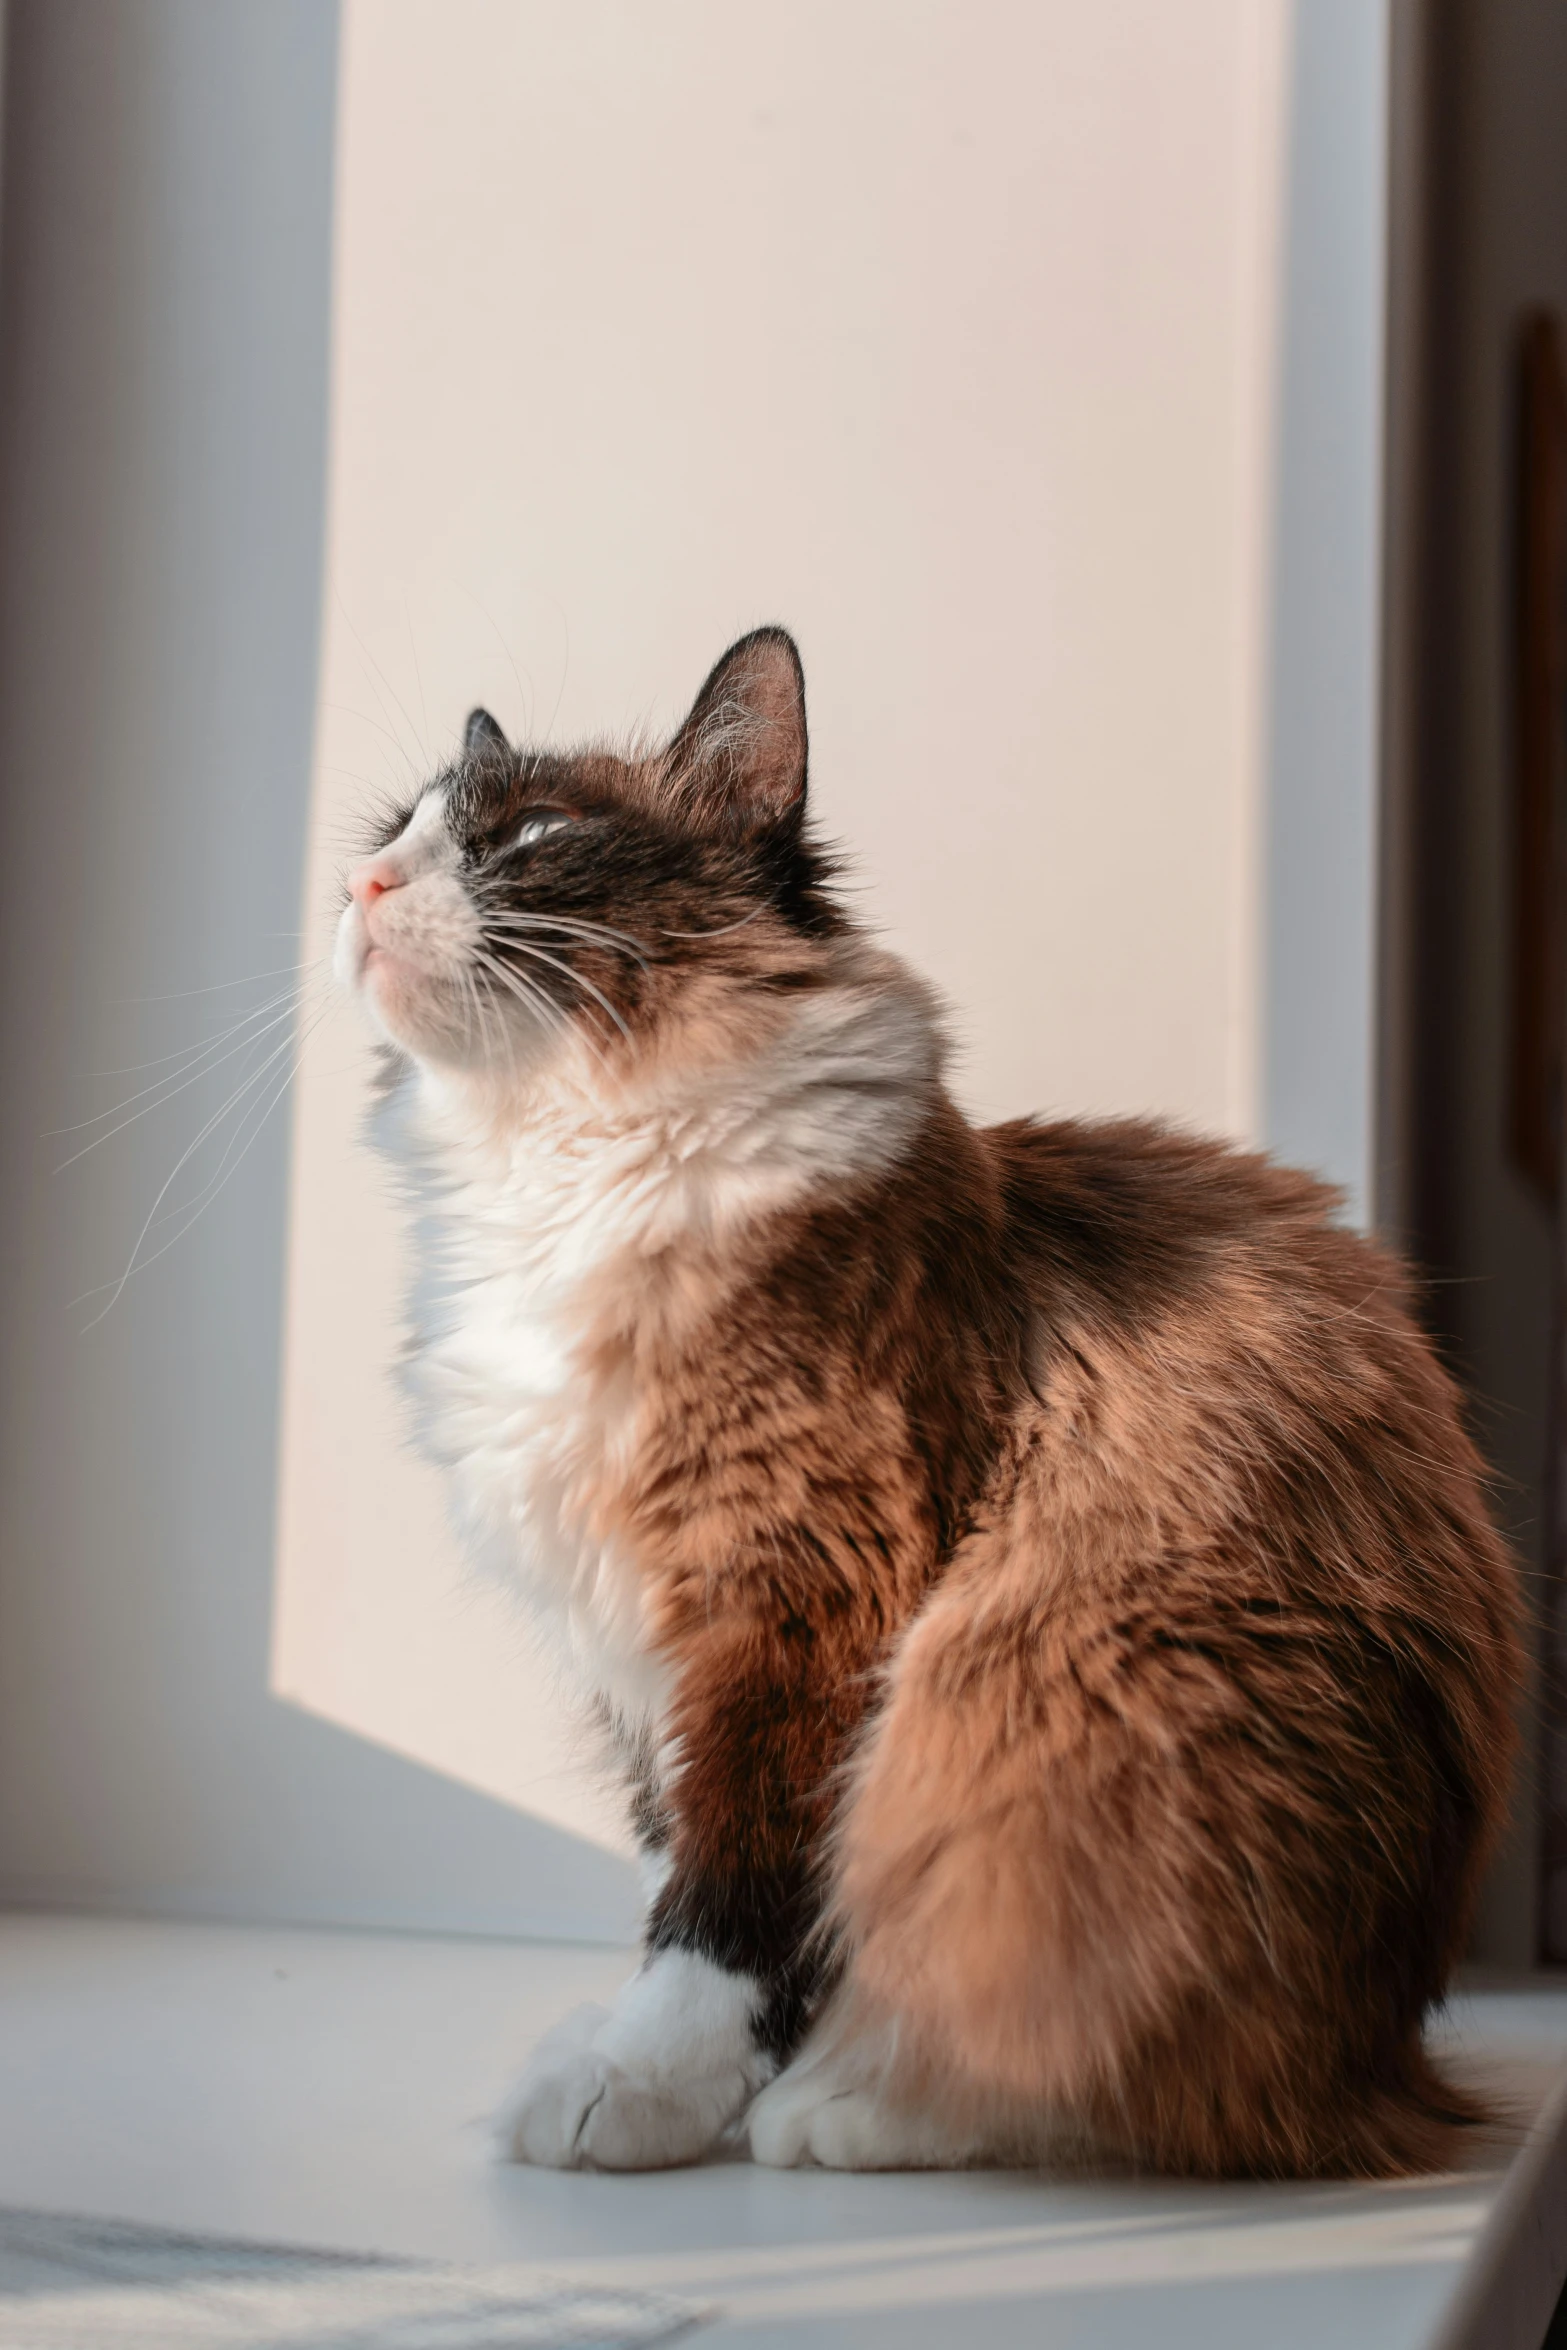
513,808,575,850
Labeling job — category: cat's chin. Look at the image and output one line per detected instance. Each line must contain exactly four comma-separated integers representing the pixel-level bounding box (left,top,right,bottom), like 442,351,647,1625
335,903,472,1061
351,963,489,1076
355,956,432,1044
367,995,562,1095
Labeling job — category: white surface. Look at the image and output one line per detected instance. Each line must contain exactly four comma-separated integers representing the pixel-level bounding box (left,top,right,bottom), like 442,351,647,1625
0,1916,1563,2350
272,0,1295,1929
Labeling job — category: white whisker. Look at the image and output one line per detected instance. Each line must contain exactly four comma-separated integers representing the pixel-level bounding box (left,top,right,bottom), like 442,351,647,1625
51,981,325,1167
76,1009,327,1319
477,907,650,963
470,947,614,1072
134,958,322,1006
146,1011,319,1235
471,947,568,1038
57,977,316,1109
487,936,633,1043
78,1004,323,1323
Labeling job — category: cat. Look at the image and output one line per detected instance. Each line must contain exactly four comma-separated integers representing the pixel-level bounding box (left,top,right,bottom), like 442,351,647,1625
335,626,1522,2178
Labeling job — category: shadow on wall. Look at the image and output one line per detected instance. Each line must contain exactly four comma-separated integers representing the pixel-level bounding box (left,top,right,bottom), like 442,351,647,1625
1263,0,1387,1227
0,0,637,1939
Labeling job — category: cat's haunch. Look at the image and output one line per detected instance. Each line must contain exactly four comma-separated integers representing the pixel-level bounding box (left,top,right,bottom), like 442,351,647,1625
337,628,1521,2178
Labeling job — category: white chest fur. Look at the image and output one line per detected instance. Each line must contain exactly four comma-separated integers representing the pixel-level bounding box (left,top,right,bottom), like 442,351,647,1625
391,1079,678,1731
378,971,938,1730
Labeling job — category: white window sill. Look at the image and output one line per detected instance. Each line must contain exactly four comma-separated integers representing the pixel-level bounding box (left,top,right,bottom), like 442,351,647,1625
0,1914,1562,2349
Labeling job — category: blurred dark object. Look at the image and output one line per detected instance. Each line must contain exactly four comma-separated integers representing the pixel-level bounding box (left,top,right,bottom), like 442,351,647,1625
1544,2266,1567,2347
1521,309,1567,1968
1511,309,1567,1206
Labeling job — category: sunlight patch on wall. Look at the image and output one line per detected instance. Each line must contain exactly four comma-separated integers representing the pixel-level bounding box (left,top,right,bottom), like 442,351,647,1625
271,0,1291,1917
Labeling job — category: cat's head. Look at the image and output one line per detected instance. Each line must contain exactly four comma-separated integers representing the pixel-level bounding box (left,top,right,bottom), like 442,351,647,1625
335,628,848,1082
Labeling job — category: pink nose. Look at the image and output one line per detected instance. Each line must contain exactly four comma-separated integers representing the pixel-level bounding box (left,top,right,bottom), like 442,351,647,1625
348,855,401,910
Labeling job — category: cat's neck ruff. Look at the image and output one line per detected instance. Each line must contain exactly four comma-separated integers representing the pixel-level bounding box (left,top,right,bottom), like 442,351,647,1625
396,945,943,1276
380,950,941,1724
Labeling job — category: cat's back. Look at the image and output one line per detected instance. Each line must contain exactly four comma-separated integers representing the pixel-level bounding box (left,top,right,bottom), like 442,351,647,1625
980,1112,1502,1574
984,1111,1363,1323
982,1111,1439,1403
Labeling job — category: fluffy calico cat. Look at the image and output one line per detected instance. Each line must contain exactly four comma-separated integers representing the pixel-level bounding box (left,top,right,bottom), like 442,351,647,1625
336,627,1521,2178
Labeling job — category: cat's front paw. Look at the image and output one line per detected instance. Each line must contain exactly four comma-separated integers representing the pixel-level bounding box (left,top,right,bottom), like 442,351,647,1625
498,1994,756,2171
505,2048,737,2170
747,2040,985,2171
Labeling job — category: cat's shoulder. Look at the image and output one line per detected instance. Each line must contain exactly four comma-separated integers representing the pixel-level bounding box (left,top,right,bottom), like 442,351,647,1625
985,1113,1340,1225
980,1112,1397,1325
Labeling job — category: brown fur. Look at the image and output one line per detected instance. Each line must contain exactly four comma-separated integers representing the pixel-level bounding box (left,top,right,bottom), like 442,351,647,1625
354,630,1523,2177
596,1107,1518,2174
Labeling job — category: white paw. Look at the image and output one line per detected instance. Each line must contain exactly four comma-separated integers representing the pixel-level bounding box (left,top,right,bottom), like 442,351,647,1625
747,2048,980,2171
499,1961,766,2172
502,2046,738,2170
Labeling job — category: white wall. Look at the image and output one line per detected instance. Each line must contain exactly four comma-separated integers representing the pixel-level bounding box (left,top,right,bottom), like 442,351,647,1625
0,0,1394,1939
272,0,1294,1929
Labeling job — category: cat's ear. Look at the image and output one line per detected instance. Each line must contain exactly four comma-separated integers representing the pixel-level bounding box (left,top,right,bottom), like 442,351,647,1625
664,627,807,827
464,706,510,758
